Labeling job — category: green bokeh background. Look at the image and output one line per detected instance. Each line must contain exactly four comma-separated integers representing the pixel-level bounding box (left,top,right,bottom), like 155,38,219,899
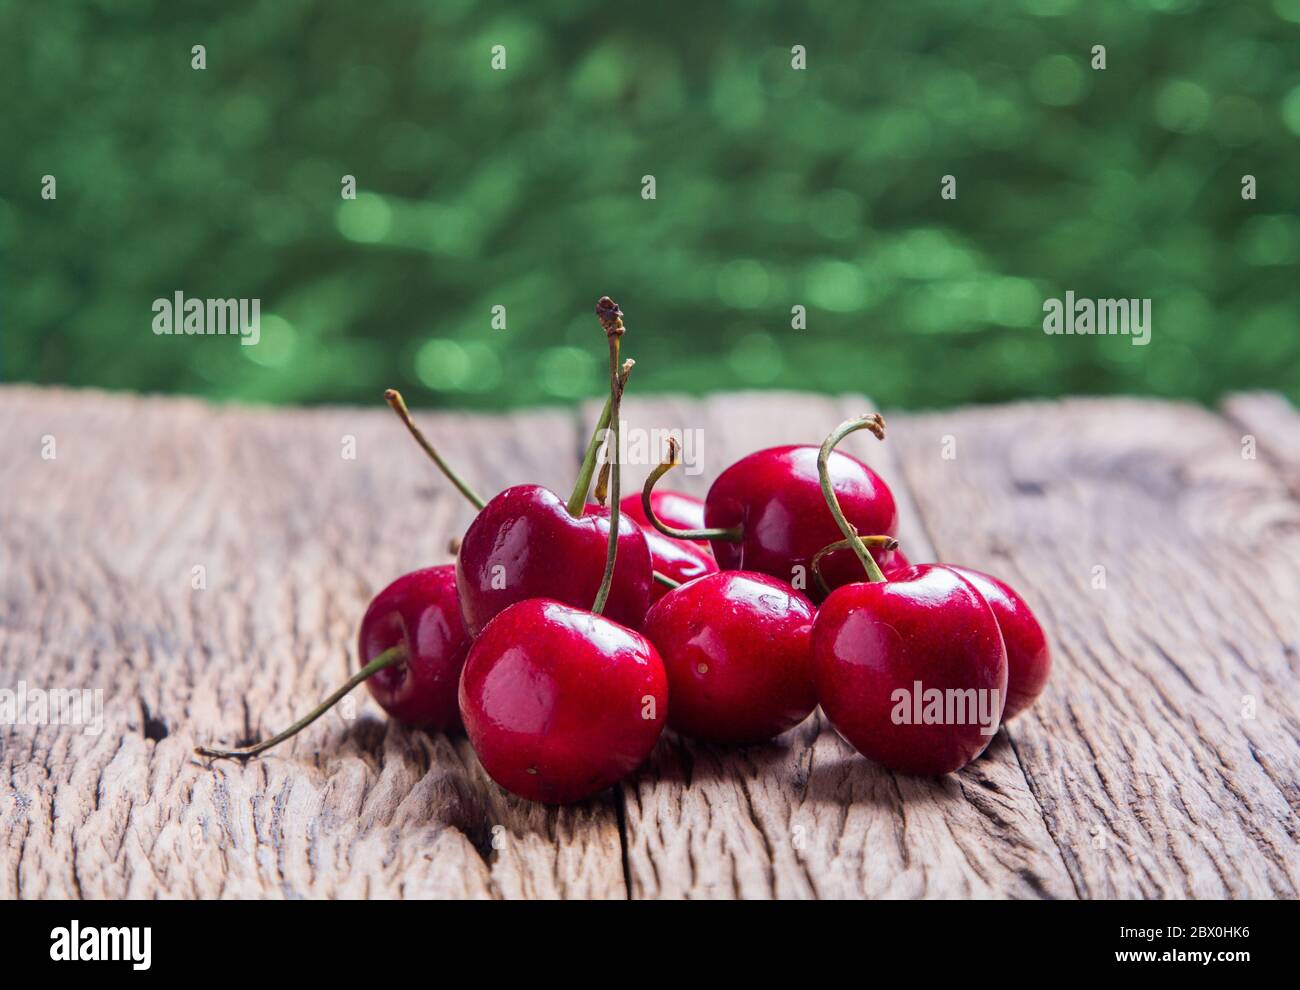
3,0,1298,410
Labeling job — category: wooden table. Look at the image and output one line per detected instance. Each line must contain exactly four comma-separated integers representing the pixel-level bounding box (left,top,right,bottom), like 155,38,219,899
2,385,1297,899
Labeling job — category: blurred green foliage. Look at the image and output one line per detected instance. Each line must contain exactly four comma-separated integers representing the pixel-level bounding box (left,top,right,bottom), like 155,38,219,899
2,0,1298,410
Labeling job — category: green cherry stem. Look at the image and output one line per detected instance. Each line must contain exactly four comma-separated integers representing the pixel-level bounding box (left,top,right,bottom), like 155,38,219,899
653,570,681,590
592,297,628,615
810,535,899,598
640,438,743,543
818,413,888,583
385,389,486,511
195,643,408,761
566,358,635,518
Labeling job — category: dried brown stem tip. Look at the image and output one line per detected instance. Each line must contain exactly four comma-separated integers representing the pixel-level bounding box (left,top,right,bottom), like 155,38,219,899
596,296,625,337
859,413,887,441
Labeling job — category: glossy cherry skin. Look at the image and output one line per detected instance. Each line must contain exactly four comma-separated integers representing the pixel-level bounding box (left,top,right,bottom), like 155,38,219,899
621,490,708,541
643,571,816,744
881,548,912,577
813,565,1008,775
357,565,471,731
458,599,668,804
456,484,653,638
641,527,719,603
945,567,1050,721
704,446,897,600
610,518,717,605
617,490,717,599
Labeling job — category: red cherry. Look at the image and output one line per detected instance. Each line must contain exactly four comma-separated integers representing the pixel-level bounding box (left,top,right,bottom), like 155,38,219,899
643,571,816,744
640,526,718,602
457,484,653,637
383,298,650,639
945,567,1050,721
357,565,470,731
879,558,1050,720
459,599,668,803
640,432,896,602
706,445,897,594
620,490,707,537
813,564,1008,775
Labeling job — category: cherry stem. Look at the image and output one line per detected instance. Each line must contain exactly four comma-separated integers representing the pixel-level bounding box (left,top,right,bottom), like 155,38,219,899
195,644,408,761
593,457,611,507
653,570,681,590
385,389,486,511
566,359,635,518
592,297,627,615
818,413,889,583
810,535,899,598
641,438,743,542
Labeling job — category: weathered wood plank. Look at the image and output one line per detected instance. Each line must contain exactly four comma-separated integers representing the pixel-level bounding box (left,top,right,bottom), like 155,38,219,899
593,392,1076,899
1223,392,1300,489
0,386,626,899
7,386,1296,900
889,397,1300,898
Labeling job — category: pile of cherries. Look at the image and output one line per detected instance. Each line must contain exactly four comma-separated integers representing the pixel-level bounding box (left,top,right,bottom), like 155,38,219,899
198,297,1050,803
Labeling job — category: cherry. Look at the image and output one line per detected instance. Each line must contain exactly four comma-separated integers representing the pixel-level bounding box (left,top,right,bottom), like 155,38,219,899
457,485,654,637
641,421,898,600
881,557,1050,720
806,416,1008,775
587,502,715,603
643,571,816,744
643,526,718,601
643,435,898,601
460,301,667,803
943,566,1050,721
196,564,470,759
813,565,1008,775
386,297,663,636
357,565,470,731
458,599,668,803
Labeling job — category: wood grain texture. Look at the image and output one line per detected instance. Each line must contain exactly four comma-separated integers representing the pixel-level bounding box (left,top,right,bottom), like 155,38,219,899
0,386,624,899
594,392,1076,899
1223,391,1300,490
889,398,1300,898
3,385,1297,899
